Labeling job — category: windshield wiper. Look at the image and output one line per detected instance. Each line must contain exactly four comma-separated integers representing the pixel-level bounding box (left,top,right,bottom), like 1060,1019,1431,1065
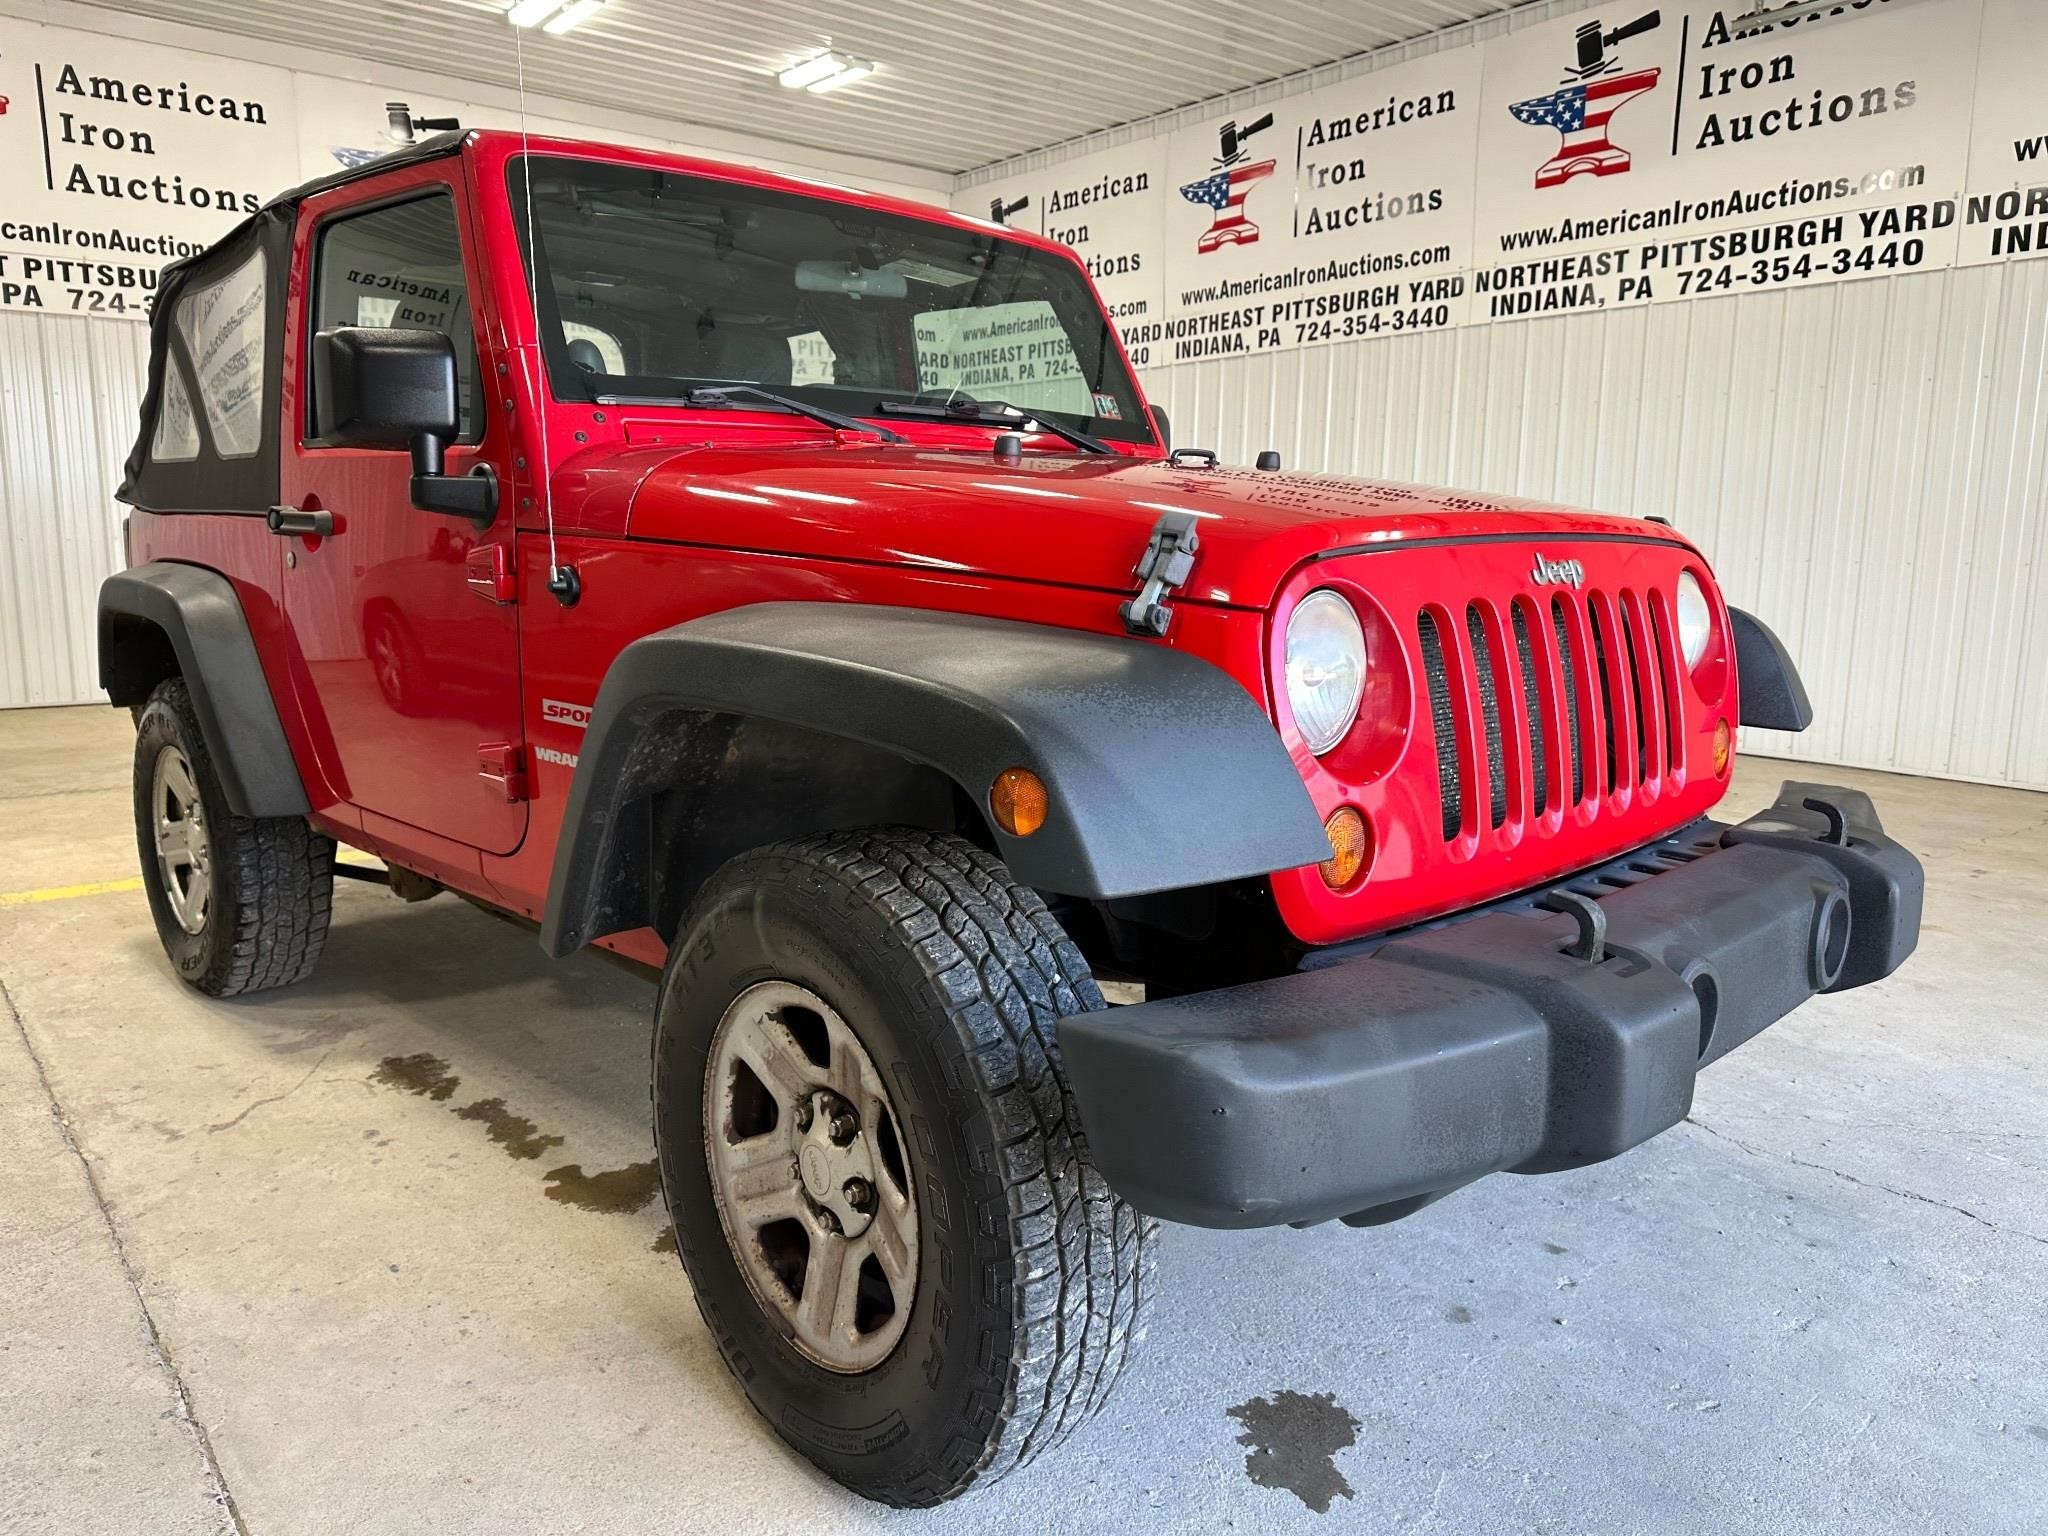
596,383,908,444
875,399,1114,455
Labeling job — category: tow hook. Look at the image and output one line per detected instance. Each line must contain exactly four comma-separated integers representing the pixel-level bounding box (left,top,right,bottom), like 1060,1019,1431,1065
1120,510,1202,637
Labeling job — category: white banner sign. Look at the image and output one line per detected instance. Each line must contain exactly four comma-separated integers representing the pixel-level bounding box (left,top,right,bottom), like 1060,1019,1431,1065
0,22,300,318
966,0,2048,363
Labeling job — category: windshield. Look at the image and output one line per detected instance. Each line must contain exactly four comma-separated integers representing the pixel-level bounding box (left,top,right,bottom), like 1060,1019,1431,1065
508,155,1154,445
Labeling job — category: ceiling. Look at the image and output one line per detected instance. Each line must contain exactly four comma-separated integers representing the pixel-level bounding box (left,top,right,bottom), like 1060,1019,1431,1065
78,0,1536,176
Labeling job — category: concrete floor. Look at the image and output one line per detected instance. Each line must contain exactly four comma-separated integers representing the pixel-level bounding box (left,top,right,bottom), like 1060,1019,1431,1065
1,703,2042,1536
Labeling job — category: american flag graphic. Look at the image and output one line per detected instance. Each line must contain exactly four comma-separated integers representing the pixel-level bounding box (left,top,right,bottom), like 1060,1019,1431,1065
1179,159,1277,253
1508,67,1661,189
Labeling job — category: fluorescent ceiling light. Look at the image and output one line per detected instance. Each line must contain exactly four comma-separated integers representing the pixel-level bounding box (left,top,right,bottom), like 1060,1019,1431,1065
506,0,605,32
778,51,846,89
808,58,875,93
777,50,876,92
541,0,605,34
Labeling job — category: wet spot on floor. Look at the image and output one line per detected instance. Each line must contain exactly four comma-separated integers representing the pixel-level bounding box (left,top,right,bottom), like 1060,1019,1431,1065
454,1097,566,1161
543,1160,661,1214
652,1225,677,1255
1226,1389,1359,1514
369,1052,659,1222
2028,1424,2048,1442
1445,1303,1473,1324
372,1053,459,1101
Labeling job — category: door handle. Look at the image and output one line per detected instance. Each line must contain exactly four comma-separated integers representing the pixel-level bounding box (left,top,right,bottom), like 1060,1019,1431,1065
267,506,333,536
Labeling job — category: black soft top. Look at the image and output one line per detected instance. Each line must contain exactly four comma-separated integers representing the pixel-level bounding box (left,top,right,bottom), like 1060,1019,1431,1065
117,133,468,514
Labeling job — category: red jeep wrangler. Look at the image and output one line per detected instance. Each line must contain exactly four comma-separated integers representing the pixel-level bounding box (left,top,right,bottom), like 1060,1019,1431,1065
100,131,1921,1505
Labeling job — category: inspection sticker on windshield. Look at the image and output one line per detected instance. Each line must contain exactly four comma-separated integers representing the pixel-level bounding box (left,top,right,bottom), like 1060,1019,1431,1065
1093,393,1122,420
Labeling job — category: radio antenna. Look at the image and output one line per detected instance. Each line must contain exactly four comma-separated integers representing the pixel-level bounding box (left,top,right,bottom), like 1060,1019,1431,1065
513,25,578,605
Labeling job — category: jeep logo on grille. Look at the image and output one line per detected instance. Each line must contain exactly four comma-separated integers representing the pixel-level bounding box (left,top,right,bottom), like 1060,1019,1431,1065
1530,552,1586,589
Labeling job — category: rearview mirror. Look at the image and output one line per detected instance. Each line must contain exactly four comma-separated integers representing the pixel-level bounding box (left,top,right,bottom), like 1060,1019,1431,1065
311,327,494,526
793,260,908,299
1149,403,1172,451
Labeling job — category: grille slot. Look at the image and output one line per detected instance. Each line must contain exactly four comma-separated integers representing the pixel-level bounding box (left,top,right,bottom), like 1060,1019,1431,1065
1421,578,1678,844
1511,603,1549,815
1588,601,1619,795
1417,611,1461,841
1620,599,1652,781
1552,597,1584,804
1649,598,1683,772
1466,606,1509,830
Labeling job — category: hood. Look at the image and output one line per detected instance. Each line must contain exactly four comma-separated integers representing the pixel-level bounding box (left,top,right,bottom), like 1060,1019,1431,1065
604,439,1690,610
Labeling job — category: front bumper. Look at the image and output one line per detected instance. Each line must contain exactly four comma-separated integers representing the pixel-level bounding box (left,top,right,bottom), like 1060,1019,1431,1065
1057,782,1922,1229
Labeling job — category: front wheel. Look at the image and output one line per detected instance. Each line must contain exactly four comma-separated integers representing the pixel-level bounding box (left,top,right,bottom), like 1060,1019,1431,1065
653,829,1156,1507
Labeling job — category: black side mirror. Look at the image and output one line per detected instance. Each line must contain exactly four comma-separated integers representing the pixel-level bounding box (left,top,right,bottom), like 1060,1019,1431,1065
311,327,496,526
1148,403,1172,452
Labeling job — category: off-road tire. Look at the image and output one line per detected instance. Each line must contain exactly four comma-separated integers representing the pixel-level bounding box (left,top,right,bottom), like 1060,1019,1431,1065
653,829,1157,1507
133,679,334,996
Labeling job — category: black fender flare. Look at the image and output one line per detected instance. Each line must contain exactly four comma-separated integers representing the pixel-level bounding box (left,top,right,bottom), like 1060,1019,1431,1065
1729,608,1813,732
540,603,1330,956
98,563,310,817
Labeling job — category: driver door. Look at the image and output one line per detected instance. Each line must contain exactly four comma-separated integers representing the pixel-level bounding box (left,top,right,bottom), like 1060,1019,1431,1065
277,168,527,854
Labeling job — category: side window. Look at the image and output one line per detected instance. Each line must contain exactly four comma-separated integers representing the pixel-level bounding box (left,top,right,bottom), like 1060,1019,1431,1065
311,192,478,439
166,246,267,460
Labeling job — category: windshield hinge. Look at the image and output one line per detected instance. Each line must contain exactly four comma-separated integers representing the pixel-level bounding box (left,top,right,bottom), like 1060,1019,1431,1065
477,742,530,803
1120,511,1202,638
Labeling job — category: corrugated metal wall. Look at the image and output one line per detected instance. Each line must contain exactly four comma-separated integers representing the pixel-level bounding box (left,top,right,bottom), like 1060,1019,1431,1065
1140,258,2048,791
0,313,150,708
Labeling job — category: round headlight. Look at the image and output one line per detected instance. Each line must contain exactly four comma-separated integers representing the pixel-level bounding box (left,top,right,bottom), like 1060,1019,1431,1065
1675,572,1712,670
1285,590,1366,755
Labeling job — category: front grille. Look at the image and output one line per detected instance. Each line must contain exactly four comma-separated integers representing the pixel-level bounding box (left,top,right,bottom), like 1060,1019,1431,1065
1417,584,1682,842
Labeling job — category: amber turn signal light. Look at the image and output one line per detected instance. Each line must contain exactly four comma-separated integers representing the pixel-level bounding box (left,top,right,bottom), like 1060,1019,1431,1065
1712,718,1732,778
1320,806,1370,890
990,767,1048,837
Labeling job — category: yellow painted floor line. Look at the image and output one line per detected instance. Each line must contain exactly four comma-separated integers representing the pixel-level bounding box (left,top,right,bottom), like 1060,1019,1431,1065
0,877,144,907
1,849,382,907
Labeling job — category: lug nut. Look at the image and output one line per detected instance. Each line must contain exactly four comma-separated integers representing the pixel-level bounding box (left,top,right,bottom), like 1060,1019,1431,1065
843,1177,873,1210
817,1207,841,1234
829,1112,858,1145
792,1100,813,1132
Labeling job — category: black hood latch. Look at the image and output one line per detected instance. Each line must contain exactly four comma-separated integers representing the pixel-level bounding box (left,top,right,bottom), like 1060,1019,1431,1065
1120,510,1202,637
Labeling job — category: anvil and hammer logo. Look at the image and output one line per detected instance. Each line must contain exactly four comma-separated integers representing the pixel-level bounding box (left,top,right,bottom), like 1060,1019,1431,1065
1508,9,1664,190
1178,112,1276,253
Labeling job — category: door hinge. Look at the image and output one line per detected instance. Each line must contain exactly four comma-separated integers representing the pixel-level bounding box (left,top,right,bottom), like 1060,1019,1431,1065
478,742,530,802
1119,510,1202,637
464,542,516,604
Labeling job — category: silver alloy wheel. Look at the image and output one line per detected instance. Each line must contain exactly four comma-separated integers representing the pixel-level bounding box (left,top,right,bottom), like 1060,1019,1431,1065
151,742,212,935
704,980,919,1374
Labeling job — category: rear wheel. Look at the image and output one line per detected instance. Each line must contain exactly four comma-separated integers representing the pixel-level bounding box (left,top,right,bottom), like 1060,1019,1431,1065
654,829,1156,1506
132,679,334,996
